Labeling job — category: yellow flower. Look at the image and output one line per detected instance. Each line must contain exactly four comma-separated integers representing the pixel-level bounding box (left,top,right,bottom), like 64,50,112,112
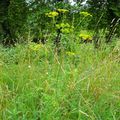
29,42,43,51
80,11,92,17
46,11,59,18
57,9,69,13
66,51,75,56
56,23,73,33
56,23,70,29
61,28,70,33
79,33,92,41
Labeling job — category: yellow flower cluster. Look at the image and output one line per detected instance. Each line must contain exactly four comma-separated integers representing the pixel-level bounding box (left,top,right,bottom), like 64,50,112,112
79,33,92,41
56,23,70,28
80,11,92,17
29,42,43,51
66,51,75,56
46,11,59,18
57,9,69,13
45,9,69,18
56,23,74,33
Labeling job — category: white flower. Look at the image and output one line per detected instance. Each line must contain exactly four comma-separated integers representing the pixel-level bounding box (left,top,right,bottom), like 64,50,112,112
28,65,31,68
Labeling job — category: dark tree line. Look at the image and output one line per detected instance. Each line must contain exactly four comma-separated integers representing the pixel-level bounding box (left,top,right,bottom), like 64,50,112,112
0,0,120,46
87,0,120,41
0,0,28,45
0,0,10,44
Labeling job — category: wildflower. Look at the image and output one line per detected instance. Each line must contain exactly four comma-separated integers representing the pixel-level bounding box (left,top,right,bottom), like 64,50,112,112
61,28,71,33
28,65,31,68
57,9,69,13
29,42,43,51
56,23,70,29
79,33,92,41
56,23,73,33
66,51,75,56
46,11,59,18
80,11,92,17
46,72,48,75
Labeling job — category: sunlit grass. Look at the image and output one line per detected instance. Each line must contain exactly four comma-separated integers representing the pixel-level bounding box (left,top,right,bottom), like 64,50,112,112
0,40,120,119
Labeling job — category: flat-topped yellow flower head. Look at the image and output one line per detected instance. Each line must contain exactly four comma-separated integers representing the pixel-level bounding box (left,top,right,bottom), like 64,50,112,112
79,33,92,41
57,9,69,13
46,11,59,18
56,23,70,29
66,51,76,56
80,11,92,17
29,42,43,51
56,23,74,34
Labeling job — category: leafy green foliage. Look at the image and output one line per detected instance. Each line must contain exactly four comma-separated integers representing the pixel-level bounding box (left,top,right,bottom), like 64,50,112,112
8,0,28,39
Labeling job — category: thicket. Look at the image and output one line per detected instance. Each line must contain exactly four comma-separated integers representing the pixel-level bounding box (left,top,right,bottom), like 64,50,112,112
0,0,120,46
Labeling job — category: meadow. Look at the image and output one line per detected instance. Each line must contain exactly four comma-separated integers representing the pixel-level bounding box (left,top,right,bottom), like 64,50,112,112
0,36,120,119
0,1,120,119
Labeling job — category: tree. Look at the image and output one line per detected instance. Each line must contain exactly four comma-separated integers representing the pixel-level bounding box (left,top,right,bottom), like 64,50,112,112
87,0,120,43
106,0,120,42
8,0,28,39
0,0,10,43
0,0,28,45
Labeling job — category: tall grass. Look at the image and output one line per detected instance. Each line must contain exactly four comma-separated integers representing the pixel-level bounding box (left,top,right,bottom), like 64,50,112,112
0,37,120,120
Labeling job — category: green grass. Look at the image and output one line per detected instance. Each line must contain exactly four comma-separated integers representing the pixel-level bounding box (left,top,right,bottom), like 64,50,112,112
0,40,120,120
